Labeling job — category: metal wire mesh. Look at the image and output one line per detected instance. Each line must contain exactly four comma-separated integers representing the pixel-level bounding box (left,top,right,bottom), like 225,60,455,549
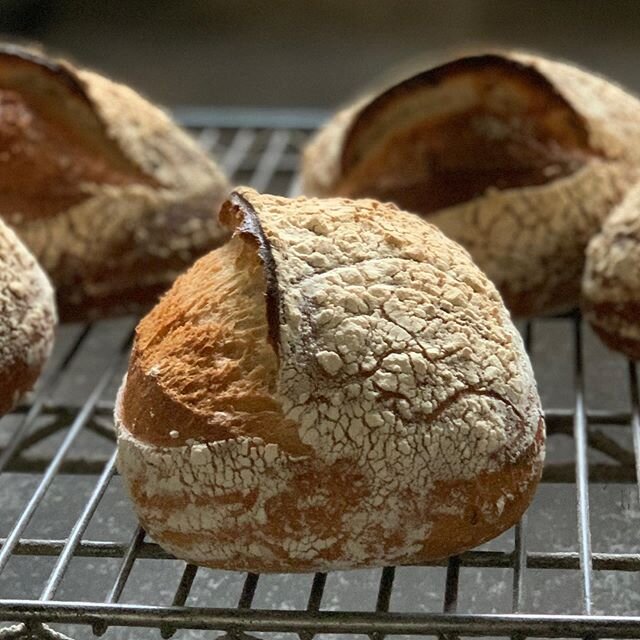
0,110,639,639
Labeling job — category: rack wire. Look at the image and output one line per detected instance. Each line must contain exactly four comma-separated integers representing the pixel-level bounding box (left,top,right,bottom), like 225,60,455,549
1,109,640,639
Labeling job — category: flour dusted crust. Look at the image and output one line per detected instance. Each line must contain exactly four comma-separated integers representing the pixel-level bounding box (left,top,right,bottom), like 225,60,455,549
0,218,56,415
582,184,640,359
302,52,640,317
116,188,545,572
0,45,230,320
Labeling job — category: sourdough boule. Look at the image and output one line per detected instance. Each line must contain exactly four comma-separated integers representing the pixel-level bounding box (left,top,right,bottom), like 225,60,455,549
116,188,545,572
302,52,640,317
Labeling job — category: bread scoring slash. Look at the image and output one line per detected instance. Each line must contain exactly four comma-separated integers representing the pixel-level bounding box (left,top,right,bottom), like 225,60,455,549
0,45,230,320
116,188,545,572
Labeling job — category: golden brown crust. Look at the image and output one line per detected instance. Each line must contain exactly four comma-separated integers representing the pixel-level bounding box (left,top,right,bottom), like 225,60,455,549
0,45,230,321
302,51,640,317
121,237,307,454
116,189,544,572
582,183,640,359
0,217,56,415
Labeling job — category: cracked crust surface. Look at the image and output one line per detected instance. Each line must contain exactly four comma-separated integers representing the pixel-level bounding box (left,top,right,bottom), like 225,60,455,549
116,188,545,572
582,183,640,359
302,52,640,317
0,45,230,321
0,217,56,416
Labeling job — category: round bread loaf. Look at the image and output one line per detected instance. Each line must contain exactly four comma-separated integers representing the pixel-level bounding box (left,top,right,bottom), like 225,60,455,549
116,188,545,572
582,184,640,359
0,45,229,321
0,217,56,416
302,52,640,317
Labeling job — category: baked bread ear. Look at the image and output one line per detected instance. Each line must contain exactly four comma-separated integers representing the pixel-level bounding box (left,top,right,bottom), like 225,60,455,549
0,45,230,321
582,183,640,359
302,52,640,317
0,217,56,416
116,188,544,572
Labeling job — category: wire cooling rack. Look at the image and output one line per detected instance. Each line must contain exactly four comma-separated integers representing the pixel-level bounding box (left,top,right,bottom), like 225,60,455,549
1,110,640,640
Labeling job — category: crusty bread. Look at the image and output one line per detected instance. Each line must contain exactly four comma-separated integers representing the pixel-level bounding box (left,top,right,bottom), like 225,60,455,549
116,188,545,572
0,217,56,416
582,183,640,359
0,45,230,321
302,52,640,317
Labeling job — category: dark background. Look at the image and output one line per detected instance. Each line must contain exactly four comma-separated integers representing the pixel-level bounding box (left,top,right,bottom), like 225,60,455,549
1,0,639,109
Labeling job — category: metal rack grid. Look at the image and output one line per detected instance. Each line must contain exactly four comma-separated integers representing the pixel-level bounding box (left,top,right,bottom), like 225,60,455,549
0,110,640,640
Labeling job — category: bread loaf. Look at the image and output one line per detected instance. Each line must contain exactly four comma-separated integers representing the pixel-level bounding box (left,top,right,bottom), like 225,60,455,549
116,188,544,572
582,184,640,359
302,52,640,317
0,217,56,416
0,45,229,320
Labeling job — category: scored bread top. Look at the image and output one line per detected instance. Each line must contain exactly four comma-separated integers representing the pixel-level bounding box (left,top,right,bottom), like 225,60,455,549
301,52,640,317
305,51,640,198
217,189,542,477
118,189,543,570
0,45,230,319
0,45,226,212
124,187,542,475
